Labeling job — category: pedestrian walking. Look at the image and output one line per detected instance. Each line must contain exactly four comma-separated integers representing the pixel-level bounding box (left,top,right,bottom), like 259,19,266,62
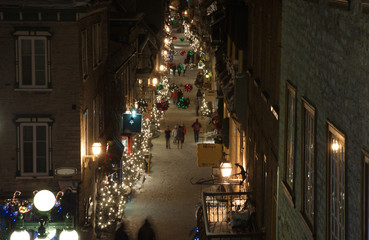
195,98,200,116
177,89,183,103
172,63,177,76
172,125,178,143
176,125,184,149
115,222,130,240
171,90,178,104
181,121,187,143
164,126,171,149
192,118,202,143
183,63,187,76
138,218,156,240
196,89,203,101
177,64,182,76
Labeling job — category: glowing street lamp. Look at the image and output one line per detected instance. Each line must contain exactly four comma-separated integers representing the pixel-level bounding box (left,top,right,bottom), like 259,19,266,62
60,229,79,240
152,78,158,86
92,142,102,156
220,161,232,178
33,190,56,212
10,230,30,240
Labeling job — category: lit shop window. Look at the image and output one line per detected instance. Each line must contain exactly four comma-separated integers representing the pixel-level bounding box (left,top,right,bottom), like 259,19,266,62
327,122,345,240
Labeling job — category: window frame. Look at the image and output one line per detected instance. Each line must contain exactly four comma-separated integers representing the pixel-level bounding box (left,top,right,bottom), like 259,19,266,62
301,98,316,233
92,22,102,69
362,0,369,12
13,30,52,90
15,116,54,177
326,121,345,240
328,0,350,10
283,81,297,205
362,150,369,240
81,29,88,79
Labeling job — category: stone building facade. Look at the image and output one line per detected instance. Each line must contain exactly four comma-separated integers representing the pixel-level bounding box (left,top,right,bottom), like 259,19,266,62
277,1,369,239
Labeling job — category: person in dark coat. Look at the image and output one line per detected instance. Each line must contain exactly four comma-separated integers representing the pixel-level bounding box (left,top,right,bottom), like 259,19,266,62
138,218,156,240
115,222,130,240
164,126,171,149
176,125,184,149
191,118,202,143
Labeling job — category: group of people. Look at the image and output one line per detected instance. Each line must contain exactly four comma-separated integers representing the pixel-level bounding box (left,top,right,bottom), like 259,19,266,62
164,118,202,148
171,62,188,76
114,218,156,240
164,122,186,149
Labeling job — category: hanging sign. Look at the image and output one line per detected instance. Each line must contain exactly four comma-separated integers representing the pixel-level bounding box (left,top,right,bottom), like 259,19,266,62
121,113,142,134
197,143,223,167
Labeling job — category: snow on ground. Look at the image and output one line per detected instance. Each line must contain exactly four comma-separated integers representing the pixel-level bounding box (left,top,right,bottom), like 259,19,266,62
122,31,214,240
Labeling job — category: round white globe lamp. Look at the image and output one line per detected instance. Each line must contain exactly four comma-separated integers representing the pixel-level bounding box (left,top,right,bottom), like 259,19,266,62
10,230,30,240
33,190,56,212
60,229,79,240
220,161,232,178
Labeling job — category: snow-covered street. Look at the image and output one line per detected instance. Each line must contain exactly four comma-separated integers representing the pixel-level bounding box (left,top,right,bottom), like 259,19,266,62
122,31,213,239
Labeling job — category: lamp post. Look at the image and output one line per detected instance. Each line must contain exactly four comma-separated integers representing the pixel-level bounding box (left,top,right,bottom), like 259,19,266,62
10,190,79,240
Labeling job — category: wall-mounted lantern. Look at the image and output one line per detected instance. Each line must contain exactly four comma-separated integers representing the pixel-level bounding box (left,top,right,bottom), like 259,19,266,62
92,142,102,156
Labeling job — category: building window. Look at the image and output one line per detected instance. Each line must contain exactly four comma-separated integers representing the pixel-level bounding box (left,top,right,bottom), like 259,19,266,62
83,109,88,156
92,22,102,68
301,99,315,231
327,122,345,240
81,29,88,79
15,116,53,176
14,30,52,89
284,82,296,200
362,150,369,240
363,0,369,12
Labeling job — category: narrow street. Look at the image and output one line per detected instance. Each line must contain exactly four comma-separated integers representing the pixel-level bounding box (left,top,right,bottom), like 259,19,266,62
123,30,213,239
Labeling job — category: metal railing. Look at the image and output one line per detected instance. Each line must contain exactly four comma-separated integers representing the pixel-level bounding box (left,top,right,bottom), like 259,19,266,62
198,192,265,240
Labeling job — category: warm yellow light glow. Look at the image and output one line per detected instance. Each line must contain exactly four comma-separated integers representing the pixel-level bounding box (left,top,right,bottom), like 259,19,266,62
60,229,79,240
184,10,188,15
92,142,102,155
164,38,169,44
165,26,170,32
159,65,166,71
152,78,158,86
163,50,168,56
332,139,340,151
220,161,232,178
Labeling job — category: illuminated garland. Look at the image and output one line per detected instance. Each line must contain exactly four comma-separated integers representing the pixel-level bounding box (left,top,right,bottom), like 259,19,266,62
200,98,212,117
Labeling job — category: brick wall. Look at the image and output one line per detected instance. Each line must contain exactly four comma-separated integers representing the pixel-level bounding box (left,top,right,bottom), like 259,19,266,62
278,0,369,239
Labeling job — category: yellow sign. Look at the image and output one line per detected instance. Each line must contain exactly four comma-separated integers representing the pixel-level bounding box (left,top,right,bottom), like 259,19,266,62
197,143,223,167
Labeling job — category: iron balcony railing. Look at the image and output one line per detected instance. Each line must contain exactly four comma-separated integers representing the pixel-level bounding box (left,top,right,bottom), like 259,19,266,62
198,192,265,240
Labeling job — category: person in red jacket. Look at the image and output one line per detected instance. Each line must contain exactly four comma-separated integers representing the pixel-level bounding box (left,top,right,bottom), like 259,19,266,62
191,118,202,143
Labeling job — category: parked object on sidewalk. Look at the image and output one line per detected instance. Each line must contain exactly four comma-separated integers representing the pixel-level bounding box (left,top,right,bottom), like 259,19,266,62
115,222,130,240
138,218,156,240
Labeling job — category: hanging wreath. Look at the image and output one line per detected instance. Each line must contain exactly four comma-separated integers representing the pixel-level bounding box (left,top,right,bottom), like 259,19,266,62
177,97,190,109
173,36,177,40
189,50,194,56
173,19,177,23
180,50,186,56
180,37,185,42
156,100,169,111
185,83,193,92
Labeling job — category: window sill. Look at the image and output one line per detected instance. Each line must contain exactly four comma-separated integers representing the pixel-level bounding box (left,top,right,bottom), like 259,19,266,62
299,211,315,239
328,0,350,10
14,88,52,92
16,176,54,180
282,181,295,208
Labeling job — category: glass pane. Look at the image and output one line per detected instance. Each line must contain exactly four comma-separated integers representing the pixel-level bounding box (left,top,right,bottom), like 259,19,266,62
23,126,33,173
34,40,45,54
35,40,46,86
36,126,47,172
23,142,33,173
21,40,32,85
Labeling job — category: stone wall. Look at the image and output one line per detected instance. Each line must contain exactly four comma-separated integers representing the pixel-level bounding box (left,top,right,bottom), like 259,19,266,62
278,0,369,239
